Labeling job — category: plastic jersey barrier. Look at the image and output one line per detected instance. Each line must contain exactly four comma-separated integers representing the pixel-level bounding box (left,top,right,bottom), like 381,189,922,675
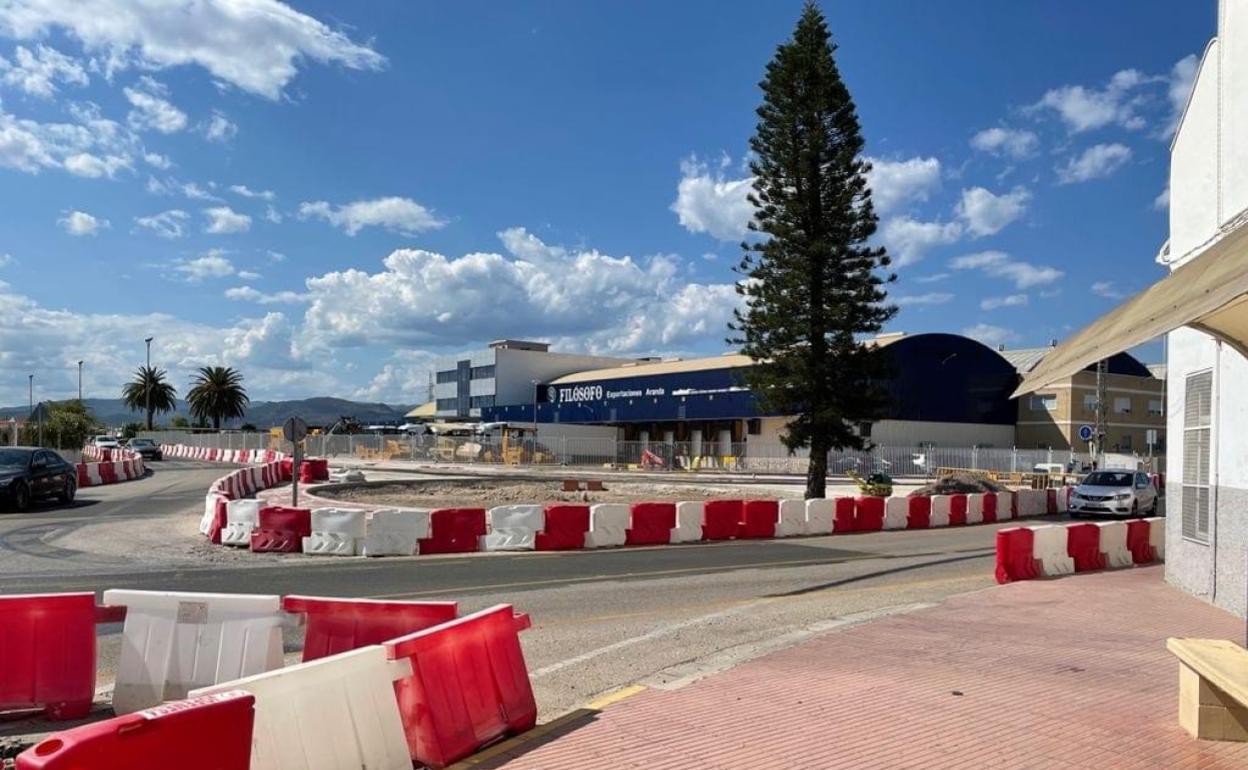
304,508,367,556
281,595,459,662
251,506,312,553
15,691,255,770
1066,523,1107,572
965,494,984,525
854,496,885,532
221,499,262,548
1127,519,1155,564
982,493,998,524
670,501,704,543
383,604,537,769
626,502,676,546
805,498,834,535
994,528,1039,584
192,646,412,770
586,504,628,548
535,505,589,551
929,495,951,528
1148,516,1166,562
775,499,807,537
906,496,932,529
102,589,286,714
948,494,968,526
199,494,228,544
701,499,741,540
0,593,124,720
882,497,909,531
482,505,544,552
833,497,856,532
419,508,487,555
1046,488,1058,514
363,508,428,557
738,500,777,539
1031,525,1075,576
1096,521,1134,568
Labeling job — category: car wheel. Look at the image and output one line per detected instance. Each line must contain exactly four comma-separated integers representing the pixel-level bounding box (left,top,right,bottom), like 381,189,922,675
9,482,30,512
58,477,76,504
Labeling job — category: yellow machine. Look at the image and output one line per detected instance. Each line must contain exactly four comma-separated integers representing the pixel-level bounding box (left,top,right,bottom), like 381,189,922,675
478,423,552,465
846,469,894,497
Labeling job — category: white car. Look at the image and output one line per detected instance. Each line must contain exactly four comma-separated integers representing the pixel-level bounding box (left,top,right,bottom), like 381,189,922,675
1069,470,1159,517
91,435,120,449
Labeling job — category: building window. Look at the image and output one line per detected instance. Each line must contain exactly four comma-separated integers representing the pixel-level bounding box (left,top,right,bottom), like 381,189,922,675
435,370,457,384
1113,397,1131,415
1148,399,1163,416
1030,394,1057,411
1120,434,1132,451
1182,371,1213,543
469,395,495,409
1083,394,1097,412
435,398,457,411
470,365,495,380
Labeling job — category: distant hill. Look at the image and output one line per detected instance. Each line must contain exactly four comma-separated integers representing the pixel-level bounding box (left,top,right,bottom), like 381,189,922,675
0,397,415,429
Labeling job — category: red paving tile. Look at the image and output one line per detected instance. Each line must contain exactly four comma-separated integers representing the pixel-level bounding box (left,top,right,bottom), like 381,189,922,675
491,566,1248,769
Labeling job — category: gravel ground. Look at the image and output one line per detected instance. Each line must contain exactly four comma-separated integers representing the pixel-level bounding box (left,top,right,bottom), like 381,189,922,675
319,479,792,509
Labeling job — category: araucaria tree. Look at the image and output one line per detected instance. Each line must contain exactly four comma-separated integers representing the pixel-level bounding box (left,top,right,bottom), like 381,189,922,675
732,3,897,499
186,366,250,431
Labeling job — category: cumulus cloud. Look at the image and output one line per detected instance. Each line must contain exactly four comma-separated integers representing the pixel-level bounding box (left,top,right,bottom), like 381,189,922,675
962,323,1019,348
173,251,234,280
62,151,129,177
914,272,949,283
202,111,237,142
893,292,954,307
230,184,274,201
0,44,87,97
0,0,386,100
1057,143,1132,184
671,155,755,241
1164,54,1200,138
879,216,963,267
123,76,187,133
0,101,136,175
299,196,445,236
864,156,941,214
1153,184,1170,211
1030,69,1150,133
143,150,171,169
203,206,251,234
224,286,308,304
955,186,1030,237
980,293,1028,310
351,359,436,402
969,127,1038,159
950,250,1063,290
134,208,189,238
58,209,107,235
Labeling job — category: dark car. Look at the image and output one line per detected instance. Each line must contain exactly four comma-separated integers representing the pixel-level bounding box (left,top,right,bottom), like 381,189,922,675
0,447,77,511
125,438,164,461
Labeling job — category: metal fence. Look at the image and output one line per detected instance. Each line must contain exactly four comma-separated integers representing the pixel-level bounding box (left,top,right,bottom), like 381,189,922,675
138,429,1156,476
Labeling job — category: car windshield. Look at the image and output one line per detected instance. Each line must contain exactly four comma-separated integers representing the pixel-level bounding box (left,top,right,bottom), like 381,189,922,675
1083,471,1134,487
0,448,32,467
129,439,154,447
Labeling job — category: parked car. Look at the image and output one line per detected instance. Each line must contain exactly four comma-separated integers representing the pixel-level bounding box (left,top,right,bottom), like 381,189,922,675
0,447,77,511
90,435,120,449
1069,470,1159,517
125,438,163,461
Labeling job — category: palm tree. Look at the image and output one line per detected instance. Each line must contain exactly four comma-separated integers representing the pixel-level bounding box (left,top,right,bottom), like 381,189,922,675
186,366,250,431
121,366,178,430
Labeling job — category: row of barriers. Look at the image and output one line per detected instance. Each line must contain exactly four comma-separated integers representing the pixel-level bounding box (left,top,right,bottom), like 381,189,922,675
995,518,1165,583
75,445,145,488
2,591,537,769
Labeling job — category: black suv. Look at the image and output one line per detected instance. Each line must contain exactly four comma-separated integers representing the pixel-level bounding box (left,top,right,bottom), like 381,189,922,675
0,447,77,511
125,438,164,461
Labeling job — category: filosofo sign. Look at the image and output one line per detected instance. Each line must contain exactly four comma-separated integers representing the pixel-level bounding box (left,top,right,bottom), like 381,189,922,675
547,384,666,404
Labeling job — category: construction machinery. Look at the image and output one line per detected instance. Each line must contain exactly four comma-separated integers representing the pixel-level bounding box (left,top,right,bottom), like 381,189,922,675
846,468,894,497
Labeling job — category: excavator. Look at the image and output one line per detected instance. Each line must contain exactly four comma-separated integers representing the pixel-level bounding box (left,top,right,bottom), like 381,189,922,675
476,423,553,465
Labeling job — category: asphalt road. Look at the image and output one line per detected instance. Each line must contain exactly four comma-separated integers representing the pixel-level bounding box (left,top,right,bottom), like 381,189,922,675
0,461,1079,723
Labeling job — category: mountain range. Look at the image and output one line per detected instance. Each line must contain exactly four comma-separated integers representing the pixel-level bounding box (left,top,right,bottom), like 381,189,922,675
0,397,416,429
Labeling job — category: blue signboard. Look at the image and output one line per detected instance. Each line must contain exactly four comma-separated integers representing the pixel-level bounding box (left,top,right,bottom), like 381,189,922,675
1077,424,1094,442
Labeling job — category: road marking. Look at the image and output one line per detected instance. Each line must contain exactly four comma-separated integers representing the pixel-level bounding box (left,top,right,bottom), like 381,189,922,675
584,684,647,710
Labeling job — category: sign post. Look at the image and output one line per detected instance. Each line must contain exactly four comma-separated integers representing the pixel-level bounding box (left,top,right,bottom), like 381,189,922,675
282,416,308,507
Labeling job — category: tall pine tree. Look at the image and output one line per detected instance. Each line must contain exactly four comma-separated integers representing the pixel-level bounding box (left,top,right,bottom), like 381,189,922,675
732,3,896,499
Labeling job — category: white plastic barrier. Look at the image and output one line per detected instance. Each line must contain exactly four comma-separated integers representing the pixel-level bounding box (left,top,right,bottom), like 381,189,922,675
1147,516,1166,562
304,508,367,556
1018,489,1046,518
192,645,412,770
587,503,628,548
671,501,704,543
222,499,263,547
361,508,428,557
1030,525,1075,576
965,494,984,525
1095,521,1133,568
883,497,909,530
1055,487,1069,513
199,493,225,536
929,495,951,528
991,492,1012,520
103,589,286,714
775,500,807,537
805,498,834,535
481,505,544,551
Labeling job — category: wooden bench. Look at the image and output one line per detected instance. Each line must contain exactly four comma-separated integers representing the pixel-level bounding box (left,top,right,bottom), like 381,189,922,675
1167,637,1248,741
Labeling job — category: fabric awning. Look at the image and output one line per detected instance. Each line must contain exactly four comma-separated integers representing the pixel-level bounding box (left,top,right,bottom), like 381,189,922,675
1013,222,1248,397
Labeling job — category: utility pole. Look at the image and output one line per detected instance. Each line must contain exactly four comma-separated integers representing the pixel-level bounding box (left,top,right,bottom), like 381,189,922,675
77,360,83,402
144,337,154,430
1093,359,1108,469
27,374,32,447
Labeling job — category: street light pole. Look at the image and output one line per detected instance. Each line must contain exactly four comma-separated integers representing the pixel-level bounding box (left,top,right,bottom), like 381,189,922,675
77,361,83,402
144,337,154,431
28,374,32,419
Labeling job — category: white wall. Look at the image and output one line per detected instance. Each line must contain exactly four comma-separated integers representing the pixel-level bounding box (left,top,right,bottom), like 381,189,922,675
1222,0,1248,222
1169,39,1220,264
493,348,631,406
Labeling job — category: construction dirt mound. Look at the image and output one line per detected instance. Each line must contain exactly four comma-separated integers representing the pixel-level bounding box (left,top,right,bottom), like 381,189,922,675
908,472,1007,497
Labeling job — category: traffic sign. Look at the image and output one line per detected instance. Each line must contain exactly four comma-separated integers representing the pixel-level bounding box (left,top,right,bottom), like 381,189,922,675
282,417,308,443
1077,424,1094,442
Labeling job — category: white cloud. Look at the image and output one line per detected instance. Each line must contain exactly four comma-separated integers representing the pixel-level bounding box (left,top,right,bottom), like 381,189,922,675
0,0,386,100
236,270,260,280
955,186,1030,237
123,77,187,133
914,272,949,283
950,250,1063,290
230,184,274,201
1091,281,1127,299
224,285,308,304
671,156,754,241
970,127,1039,159
894,292,954,307
962,323,1018,348
299,196,445,236
143,150,171,169
203,206,251,234
58,209,107,235
1164,54,1199,138
266,250,286,262
265,205,282,224
1056,143,1132,184
1030,68,1150,133
864,156,941,214
174,251,234,280
0,253,14,268
879,216,962,267
1153,184,1170,211
980,293,1029,310
203,111,237,142
352,358,436,402
0,101,136,175
62,150,130,178
0,44,87,97
134,208,189,238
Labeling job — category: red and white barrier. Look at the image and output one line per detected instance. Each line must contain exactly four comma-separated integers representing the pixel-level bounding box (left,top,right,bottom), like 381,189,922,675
75,446,145,488
995,517,1164,584
883,497,909,530
775,499,807,537
481,505,544,551
586,503,628,548
671,501,704,542
362,508,428,557
805,498,834,535
222,499,262,547
304,508,367,556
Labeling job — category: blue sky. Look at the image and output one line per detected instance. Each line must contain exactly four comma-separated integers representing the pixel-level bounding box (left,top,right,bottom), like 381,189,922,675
0,0,1215,405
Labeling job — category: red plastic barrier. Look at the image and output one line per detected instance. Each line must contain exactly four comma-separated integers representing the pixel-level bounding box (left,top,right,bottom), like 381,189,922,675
994,528,1039,584
1066,523,1106,572
833,497,856,532
906,496,931,529
279,457,293,482
75,464,89,487
1126,520,1154,564
626,502,677,545
738,500,777,539
250,505,311,553
1046,488,1058,514
384,605,536,769
0,594,125,720
298,457,329,483
982,493,998,524
98,462,117,484
948,494,968,526
419,508,487,555
536,505,589,551
204,496,228,545
853,497,885,532
282,595,459,662
16,691,254,770
702,500,742,540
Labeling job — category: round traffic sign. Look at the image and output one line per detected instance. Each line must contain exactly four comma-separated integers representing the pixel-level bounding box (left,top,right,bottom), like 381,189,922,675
282,416,308,443
1077,424,1094,442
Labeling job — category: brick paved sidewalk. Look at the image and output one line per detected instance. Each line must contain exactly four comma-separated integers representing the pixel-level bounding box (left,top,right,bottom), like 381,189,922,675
482,566,1248,769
